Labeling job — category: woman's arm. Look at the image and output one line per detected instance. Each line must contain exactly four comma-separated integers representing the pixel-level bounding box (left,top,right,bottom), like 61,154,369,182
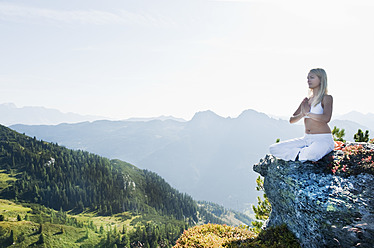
305,95,333,123
289,98,309,124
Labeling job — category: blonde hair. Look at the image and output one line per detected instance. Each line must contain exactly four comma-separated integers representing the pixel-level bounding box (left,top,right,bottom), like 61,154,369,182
309,68,328,106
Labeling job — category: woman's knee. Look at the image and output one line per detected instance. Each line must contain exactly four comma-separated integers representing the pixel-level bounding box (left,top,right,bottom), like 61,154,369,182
299,143,333,161
269,142,282,154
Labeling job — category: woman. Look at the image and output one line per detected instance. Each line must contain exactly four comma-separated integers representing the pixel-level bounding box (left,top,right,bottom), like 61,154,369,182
269,68,335,162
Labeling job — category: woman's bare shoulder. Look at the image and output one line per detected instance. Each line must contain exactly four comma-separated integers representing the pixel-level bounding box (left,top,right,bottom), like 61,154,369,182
322,95,333,107
323,94,333,102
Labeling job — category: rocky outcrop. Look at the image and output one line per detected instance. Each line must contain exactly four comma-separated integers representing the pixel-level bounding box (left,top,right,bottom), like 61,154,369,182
253,147,374,248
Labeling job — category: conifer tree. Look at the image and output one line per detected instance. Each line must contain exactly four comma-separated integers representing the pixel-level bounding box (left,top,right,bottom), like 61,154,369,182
251,176,271,234
332,126,346,142
122,233,130,247
9,230,15,245
354,129,369,142
38,223,43,234
37,233,44,244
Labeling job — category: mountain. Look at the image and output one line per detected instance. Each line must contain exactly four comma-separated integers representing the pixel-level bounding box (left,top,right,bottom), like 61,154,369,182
0,103,186,126
0,103,106,126
10,109,306,212
330,119,373,142
124,115,186,122
0,124,250,246
0,124,198,219
10,108,371,212
333,111,374,134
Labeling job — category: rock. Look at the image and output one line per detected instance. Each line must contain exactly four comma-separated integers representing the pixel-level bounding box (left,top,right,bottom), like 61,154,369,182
253,150,374,248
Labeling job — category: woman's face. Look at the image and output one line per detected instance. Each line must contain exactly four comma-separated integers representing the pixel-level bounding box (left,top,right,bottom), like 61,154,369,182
307,72,321,89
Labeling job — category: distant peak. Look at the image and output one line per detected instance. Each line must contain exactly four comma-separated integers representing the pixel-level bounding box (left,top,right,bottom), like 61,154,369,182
124,115,186,122
237,109,268,120
155,115,186,122
1,103,17,108
191,110,223,121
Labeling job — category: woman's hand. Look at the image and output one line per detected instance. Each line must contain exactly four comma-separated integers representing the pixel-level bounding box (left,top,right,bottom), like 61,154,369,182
300,97,310,116
290,97,309,123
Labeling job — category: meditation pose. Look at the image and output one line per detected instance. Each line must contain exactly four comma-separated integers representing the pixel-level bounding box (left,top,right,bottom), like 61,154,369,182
269,68,335,162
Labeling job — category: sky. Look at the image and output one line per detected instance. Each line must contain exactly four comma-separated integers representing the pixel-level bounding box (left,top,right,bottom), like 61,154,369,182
1,0,373,121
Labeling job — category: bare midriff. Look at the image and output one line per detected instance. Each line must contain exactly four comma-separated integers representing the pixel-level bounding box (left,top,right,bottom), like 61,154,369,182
304,118,331,134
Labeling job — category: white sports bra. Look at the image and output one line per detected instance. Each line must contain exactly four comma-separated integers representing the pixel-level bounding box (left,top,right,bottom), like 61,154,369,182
305,102,323,118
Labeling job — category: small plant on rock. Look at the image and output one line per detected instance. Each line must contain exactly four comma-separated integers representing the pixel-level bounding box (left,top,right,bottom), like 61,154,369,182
327,143,374,176
354,129,369,142
332,126,346,142
251,176,271,234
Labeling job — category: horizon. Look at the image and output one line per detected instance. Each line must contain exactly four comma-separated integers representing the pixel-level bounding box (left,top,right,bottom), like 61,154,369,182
1,101,373,124
1,0,374,121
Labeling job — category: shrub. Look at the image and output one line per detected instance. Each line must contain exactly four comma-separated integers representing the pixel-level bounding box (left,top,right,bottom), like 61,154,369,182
332,126,346,142
327,143,374,176
174,224,300,248
174,223,255,247
246,224,301,248
354,129,369,142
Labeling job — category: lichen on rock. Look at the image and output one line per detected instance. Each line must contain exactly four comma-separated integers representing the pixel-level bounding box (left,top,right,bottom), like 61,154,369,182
253,144,374,248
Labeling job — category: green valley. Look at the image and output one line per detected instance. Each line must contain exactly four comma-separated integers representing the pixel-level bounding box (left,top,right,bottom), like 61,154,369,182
0,124,250,247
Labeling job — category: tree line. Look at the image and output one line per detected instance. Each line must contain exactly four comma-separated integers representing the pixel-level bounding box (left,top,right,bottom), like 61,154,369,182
0,125,198,221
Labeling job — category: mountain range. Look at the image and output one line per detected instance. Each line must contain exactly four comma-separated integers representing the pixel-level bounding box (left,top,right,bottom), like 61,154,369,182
0,103,106,126
0,124,251,246
0,103,185,126
4,103,374,212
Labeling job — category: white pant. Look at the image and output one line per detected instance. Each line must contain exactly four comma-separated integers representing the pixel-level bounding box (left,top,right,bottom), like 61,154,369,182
269,133,335,162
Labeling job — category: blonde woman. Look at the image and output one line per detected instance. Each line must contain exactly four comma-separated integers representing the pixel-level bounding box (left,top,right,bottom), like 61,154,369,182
269,68,335,162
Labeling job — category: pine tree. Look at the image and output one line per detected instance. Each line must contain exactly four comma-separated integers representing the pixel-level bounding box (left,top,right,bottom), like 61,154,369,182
251,176,271,234
37,233,44,244
38,223,43,234
332,126,346,142
122,233,130,247
354,129,369,142
9,230,15,244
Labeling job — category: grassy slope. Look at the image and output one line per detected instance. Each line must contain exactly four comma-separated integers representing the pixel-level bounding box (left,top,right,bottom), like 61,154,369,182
0,170,17,192
0,170,156,247
0,199,120,247
0,124,255,247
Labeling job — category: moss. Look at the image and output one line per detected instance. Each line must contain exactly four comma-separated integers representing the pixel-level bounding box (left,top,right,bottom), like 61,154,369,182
248,224,301,248
326,204,336,212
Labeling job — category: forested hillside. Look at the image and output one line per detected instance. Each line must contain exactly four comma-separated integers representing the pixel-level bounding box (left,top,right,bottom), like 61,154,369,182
10,110,304,211
10,110,373,212
0,124,242,246
0,124,197,221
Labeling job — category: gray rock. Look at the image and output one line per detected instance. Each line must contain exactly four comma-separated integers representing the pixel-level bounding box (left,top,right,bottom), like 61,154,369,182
253,153,374,248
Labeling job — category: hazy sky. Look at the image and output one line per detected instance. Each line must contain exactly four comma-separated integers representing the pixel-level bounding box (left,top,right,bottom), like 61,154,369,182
1,0,373,120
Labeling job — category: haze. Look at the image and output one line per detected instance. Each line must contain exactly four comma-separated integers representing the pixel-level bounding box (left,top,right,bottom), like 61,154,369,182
1,0,373,120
